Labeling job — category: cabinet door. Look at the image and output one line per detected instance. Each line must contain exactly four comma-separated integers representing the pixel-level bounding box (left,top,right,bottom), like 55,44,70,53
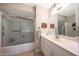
41,37,45,55
54,44,75,56
45,45,51,56
44,39,52,56
51,43,55,56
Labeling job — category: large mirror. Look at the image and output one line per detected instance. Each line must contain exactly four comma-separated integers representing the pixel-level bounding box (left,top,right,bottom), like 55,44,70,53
58,15,76,37
56,4,76,37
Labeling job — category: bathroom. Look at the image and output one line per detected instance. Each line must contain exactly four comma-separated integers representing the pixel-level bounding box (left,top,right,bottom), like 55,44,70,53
0,3,79,56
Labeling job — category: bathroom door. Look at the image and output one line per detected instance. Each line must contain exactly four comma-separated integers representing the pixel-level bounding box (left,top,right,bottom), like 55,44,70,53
2,16,21,47
21,18,34,44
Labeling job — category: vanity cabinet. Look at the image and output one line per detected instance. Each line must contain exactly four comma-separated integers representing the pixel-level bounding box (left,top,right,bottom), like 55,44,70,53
41,36,75,56
41,37,54,56
44,39,52,56
44,43,52,56
53,44,75,56
41,37,52,56
41,37,46,55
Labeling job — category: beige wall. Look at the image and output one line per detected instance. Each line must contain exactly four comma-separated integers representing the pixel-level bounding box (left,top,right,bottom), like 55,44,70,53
35,5,49,52
35,5,58,52
66,15,76,37
36,5,49,32
50,14,58,36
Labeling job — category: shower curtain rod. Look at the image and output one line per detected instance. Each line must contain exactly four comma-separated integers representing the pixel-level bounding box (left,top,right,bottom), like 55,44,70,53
2,14,35,20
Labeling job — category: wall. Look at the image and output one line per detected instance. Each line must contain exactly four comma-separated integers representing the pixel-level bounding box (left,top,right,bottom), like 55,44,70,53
35,5,49,52
36,5,49,33
50,12,58,36
35,5,57,52
66,15,76,37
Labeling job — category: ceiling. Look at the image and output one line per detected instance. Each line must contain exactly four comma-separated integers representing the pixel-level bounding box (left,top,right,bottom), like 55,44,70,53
57,3,75,16
52,3,76,16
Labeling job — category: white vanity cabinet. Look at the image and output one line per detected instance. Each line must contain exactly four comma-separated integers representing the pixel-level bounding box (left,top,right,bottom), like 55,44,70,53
44,39,52,56
41,37,54,56
41,36,76,56
41,37,52,56
53,44,75,56
44,43,52,56
41,37,45,55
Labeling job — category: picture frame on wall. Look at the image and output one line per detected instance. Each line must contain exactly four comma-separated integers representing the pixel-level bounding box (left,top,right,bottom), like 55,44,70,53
50,24,55,29
41,23,47,28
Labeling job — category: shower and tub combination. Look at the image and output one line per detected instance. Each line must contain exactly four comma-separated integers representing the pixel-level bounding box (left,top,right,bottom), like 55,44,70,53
0,15,35,55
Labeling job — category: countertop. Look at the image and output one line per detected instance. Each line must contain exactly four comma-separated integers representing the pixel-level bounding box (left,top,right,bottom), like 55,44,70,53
41,34,79,56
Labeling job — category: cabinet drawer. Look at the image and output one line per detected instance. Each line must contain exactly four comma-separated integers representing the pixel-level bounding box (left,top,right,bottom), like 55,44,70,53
54,44,75,56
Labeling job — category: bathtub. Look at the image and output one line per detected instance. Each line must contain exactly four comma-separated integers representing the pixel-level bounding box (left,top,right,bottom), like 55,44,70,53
0,42,35,56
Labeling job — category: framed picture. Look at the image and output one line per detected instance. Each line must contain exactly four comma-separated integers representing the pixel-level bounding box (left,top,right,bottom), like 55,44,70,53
41,23,47,28
50,24,55,29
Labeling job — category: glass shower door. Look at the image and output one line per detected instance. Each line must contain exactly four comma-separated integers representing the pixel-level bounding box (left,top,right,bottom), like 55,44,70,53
21,18,34,44
2,15,34,47
2,16,21,47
